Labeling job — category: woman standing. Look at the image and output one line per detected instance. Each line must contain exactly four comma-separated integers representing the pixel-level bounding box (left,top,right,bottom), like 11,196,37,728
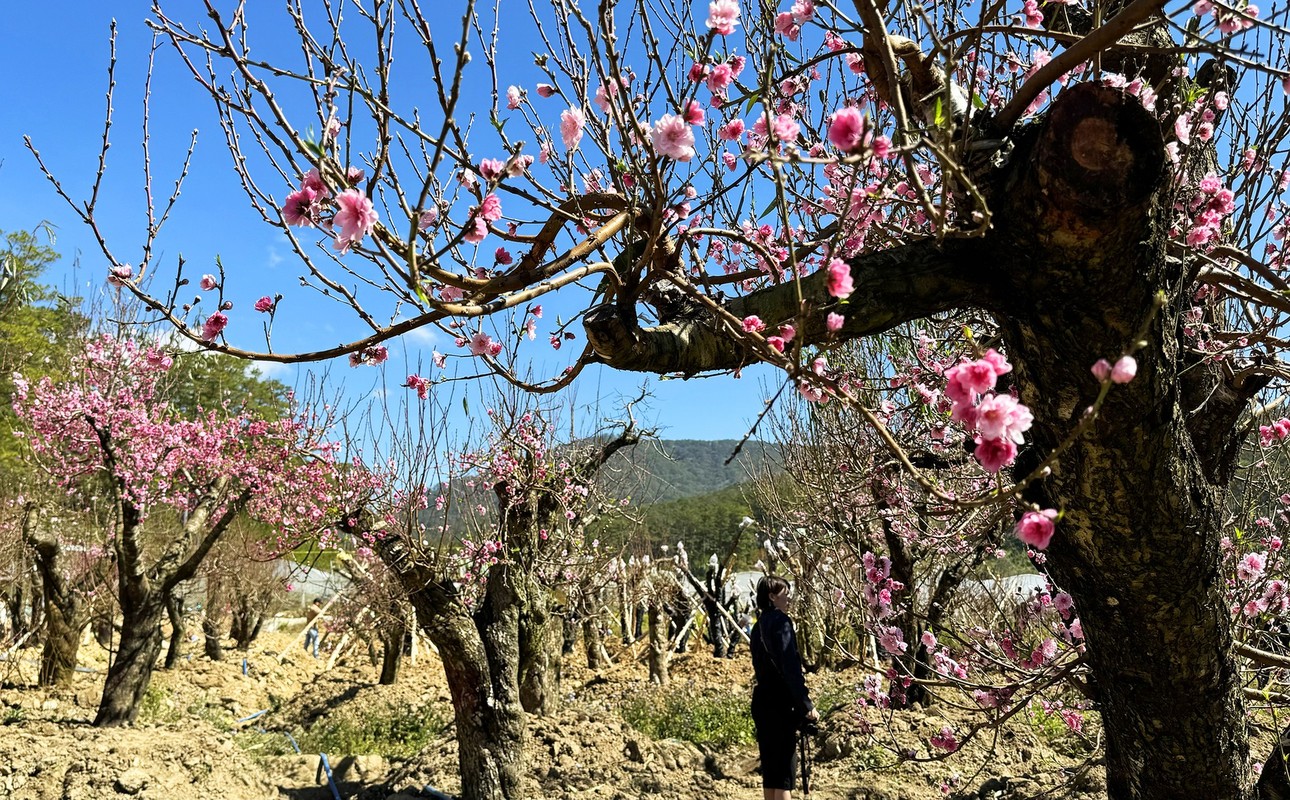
751,575,818,800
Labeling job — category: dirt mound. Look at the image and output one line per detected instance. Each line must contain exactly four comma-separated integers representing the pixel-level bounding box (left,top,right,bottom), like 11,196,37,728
0,718,278,800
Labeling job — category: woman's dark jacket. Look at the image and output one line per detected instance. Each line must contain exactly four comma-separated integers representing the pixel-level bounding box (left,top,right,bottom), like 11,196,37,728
750,606,813,726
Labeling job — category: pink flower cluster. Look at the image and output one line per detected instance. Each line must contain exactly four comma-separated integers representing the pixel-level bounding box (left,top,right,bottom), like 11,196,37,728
1192,0,1258,34
827,106,872,155
944,349,1032,472
282,169,378,253
1182,171,1236,249
347,345,389,368
13,334,358,545
1261,418,1290,447
773,0,814,40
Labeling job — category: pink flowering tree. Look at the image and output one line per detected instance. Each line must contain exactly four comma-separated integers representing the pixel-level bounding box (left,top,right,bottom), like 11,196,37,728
36,0,1290,794
11,334,358,726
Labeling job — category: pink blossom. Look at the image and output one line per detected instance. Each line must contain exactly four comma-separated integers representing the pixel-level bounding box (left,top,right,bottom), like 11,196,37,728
651,114,697,161
463,216,489,244
254,296,275,313
945,359,1001,405
1238,552,1268,582
301,169,328,196
828,107,870,154
469,332,497,356
561,107,587,150
826,312,845,332
1021,0,1043,27
495,247,513,265
1016,508,1058,550
718,118,745,141
365,345,388,365
333,189,379,250
479,193,503,223
779,324,796,342
1111,355,1137,384
774,11,801,40
766,335,786,353
742,315,766,333
283,187,320,227
705,0,740,35
878,626,907,654
973,435,1017,473
200,274,218,291
1091,358,1112,382
479,158,505,181
432,351,447,369
975,393,1033,444
771,114,800,143
930,726,958,753
201,312,229,341
537,83,556,99
107,264,133,287
683,100,706,126
506,85,522,110
826,258,854,299
921,630,937,649
707,63,734,93
405,374,430,400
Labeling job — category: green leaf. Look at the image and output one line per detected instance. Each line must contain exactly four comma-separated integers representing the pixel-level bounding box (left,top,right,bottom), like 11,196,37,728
463,396,470,417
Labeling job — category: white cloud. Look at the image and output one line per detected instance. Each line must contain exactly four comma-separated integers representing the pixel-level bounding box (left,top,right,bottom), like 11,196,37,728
250,360,297,382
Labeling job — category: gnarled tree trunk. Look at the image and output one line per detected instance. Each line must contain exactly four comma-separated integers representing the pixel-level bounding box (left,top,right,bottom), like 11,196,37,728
24,513,86,687
163,589,184,669
379,537,525,800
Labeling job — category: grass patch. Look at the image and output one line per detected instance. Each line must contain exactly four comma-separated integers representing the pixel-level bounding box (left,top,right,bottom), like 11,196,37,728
296,702,449,757
622,684,755,748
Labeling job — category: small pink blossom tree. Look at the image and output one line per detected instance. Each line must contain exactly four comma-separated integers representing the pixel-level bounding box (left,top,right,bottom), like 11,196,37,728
12,334,359,726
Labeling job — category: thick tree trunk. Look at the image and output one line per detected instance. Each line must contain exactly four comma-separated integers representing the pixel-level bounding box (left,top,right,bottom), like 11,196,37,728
202,612,224,661
163,591,184,669
993,85,1252,799
379,613,407,686
38,596,82,687
518,585,558,715
379,537,524,800
583,616,609,669
95,599,164,726
647,601,670,685
26,529,85,687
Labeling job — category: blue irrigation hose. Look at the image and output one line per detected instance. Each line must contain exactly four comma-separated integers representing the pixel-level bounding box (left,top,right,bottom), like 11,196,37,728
242,657,248,675
236,709,269,724
318,753,342,800
281,731,301,753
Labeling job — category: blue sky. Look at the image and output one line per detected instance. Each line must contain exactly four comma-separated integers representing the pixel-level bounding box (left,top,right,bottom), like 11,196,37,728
0,1,781,442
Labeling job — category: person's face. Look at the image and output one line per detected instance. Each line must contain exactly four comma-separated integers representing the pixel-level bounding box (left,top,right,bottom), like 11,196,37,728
771,586,791,613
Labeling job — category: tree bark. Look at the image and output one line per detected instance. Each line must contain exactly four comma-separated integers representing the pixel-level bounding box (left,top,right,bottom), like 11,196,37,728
202,612,225,661
163,590,184,669
646,601,670,685
378,537,524,800
25,519,85,687
379,611,407,686
95,598,164,726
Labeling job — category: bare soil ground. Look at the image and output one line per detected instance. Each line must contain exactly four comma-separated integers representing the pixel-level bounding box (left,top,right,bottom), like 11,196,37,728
0,625,1106,800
